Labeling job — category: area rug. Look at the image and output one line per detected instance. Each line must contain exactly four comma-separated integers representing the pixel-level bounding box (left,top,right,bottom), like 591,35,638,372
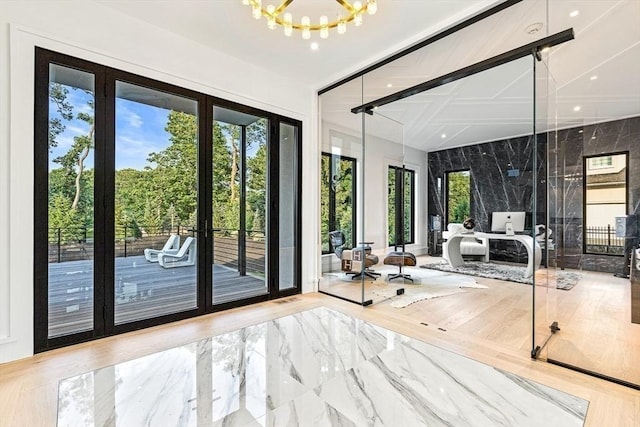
356,267,489,308
376,280,489,308
421,261,581,290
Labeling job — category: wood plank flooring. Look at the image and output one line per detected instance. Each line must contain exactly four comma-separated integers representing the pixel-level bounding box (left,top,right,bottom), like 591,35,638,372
1,294,638,426
364,255,640,387
48,256,266,337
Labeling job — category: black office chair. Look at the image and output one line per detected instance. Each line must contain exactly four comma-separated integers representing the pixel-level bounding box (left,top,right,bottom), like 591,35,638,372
329,231,380,280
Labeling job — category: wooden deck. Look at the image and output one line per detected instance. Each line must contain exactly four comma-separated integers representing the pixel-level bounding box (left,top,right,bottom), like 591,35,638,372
47,255,266,338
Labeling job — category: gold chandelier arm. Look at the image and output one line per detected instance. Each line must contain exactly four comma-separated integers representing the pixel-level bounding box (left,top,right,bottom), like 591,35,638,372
273,0,294,16
244,0,372,33
334,0,357,14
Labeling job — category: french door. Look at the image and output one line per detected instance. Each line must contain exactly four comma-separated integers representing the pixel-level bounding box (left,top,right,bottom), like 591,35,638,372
34,48,301,352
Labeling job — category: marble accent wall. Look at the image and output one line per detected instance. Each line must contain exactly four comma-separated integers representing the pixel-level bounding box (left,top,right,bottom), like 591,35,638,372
551,116,640,273
428,116,640,272
428,135,546,262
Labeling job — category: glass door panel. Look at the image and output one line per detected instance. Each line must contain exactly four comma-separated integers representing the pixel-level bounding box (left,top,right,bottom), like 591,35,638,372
114,81,198,324
47,64,96,338
212,107,268,305
278,122,298,291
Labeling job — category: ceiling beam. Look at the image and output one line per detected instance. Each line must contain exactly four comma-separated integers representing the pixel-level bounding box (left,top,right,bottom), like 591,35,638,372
318,0,523,95
350,28,575,115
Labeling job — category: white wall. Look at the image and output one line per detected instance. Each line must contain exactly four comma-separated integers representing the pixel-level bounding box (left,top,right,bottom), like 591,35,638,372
0,0,318,363
320,121,429,259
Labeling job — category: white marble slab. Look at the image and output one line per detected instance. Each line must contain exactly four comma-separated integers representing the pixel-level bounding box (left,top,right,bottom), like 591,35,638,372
57,307,588,427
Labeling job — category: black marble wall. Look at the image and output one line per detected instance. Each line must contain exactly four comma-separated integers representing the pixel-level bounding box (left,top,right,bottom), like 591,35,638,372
550,116,640,273
428,116,640,273
428,135,546,262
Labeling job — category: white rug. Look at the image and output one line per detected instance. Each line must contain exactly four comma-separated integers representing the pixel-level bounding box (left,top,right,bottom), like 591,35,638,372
330,267,490,308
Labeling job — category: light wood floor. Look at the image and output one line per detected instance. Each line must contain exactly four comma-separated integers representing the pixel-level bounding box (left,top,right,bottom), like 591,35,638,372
366,255,640,386
322,254,640,385
1,292,638,426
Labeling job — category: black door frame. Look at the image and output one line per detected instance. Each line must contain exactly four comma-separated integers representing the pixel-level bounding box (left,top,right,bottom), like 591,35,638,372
34,48,302,352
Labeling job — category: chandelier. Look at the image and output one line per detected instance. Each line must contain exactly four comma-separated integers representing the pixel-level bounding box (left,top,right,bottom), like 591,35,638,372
241,0,378,39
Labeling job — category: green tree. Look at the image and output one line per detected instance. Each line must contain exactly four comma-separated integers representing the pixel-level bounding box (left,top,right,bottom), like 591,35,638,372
246,143,266,234
212,122,235,232
48,83,95,230
48,194,82,243
147,111,198,224
49,85,95,211
447,171,471,223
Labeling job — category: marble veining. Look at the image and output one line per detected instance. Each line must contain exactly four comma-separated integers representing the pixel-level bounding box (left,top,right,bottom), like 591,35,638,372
428,115,640,272
57,307,588,426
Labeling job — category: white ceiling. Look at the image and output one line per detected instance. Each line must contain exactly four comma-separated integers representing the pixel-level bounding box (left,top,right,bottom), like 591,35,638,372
94,0,501,88
94,0,640,152
321,0,640,151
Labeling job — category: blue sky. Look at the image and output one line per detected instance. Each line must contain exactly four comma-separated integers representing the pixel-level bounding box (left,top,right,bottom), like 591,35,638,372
114,98,171,170
49,88,172,171
49,85,263,172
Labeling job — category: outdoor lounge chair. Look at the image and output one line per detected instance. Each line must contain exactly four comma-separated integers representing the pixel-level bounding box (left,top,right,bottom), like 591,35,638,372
144,234,181,262
158,236,196,268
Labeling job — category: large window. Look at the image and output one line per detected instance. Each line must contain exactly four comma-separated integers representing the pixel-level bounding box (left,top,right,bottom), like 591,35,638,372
584,152,628,255
446,170,471,225
388,166,415,246
321,153,356,253
34,48,301,352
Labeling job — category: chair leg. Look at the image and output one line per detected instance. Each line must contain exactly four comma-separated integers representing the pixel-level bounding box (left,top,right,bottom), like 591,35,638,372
351,269,381,280
386,264,413,282
387,273,413,282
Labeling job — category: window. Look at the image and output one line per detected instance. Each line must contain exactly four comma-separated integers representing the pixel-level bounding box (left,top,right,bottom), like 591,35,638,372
584,153,627,255
388,166,415,246
321,153,356,253
588,156,613,170
446,170,471,225
34,48,302,353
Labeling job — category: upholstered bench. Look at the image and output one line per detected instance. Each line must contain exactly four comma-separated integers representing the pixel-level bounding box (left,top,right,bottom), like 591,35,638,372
383,251,417,282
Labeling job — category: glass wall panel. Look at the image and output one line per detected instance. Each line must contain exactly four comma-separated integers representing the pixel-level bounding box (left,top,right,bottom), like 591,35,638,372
278,122,298,290
47,64,95,338
113,81,198,324
318,76,368,304
542,0,640,386
211,108,268,305
532,56,559,362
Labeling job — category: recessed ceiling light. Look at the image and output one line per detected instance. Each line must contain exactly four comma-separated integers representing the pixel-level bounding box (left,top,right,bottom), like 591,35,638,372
578,129,584,133
441,133,447,138
569,10,580,18
590,75,598,81
591,136,596,139
386,83,393,88
573,106,581,112
310,42,319,50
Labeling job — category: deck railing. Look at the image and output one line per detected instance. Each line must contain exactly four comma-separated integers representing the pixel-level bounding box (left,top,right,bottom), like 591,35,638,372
584,225,625,255
48,225,266,272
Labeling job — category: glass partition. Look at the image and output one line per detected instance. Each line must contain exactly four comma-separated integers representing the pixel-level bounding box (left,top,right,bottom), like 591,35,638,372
318,77,369,304
540,0,640,387
532,55,558,360
317,0,640,391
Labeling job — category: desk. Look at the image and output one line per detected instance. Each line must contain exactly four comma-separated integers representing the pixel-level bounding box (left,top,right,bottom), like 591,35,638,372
445,232,541,279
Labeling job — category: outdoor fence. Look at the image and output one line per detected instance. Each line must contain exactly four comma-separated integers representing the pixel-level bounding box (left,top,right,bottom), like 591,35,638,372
584,225,625,255
48,225,266,272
